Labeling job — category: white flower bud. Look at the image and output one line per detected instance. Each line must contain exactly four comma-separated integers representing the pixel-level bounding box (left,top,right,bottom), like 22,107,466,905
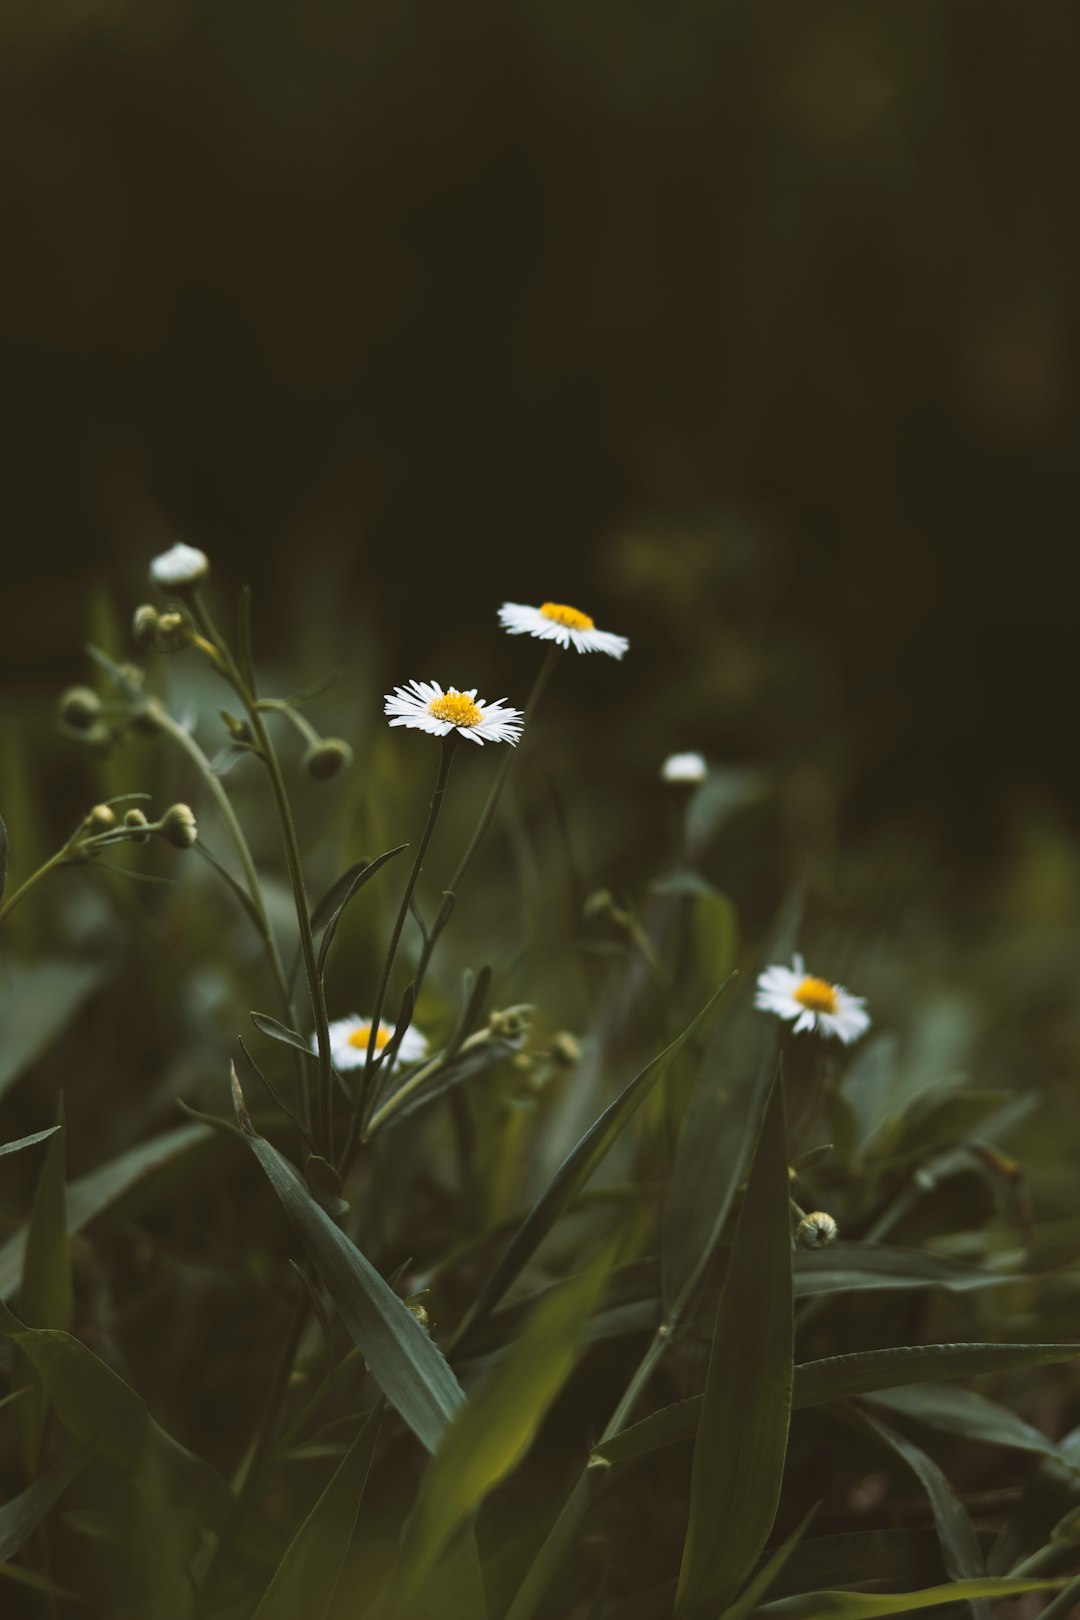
150,543,209,590
87,803,117,832
797,1211,839,1250
661,751,708,784
124,808,151,843
59,686,102,731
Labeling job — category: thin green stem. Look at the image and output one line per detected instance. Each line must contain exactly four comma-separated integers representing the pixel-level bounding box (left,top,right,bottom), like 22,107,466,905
145,699,295,1029
188,590,333,1158
340,735,457,1171
0,847,70,928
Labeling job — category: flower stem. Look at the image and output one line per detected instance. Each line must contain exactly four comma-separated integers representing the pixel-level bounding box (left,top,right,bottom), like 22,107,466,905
0,847,71,929
340,734,457,1172
411,646,559,998
188,590,334,1158
145,699,296,1033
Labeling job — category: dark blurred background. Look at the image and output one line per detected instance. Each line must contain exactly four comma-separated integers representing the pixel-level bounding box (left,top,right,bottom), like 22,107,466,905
2,0,1077,884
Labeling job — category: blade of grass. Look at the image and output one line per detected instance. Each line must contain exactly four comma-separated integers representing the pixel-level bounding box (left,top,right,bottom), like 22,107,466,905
674,1075,793,1619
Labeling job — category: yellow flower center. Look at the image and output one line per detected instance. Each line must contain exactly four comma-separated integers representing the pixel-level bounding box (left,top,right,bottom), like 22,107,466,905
428,691,483,727
540,601,595,631
793,976,839,1015
348,1022,390,1051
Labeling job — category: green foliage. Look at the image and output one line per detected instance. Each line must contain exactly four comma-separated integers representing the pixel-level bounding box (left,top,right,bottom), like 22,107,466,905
1,571,1079,1620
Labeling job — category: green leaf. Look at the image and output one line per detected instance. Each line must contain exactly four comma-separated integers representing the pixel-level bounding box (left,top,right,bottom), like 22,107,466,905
864,1382,1073,1465
231,1071,465,1452
315,846,407,977
0,1127,60,1160
0,810,8,903
0,1561,83,1602
504,1473,593,1620
674,1074,793,1619
251,1406,381,1620
858,1405,989,1620
0,1121,212,1301
662,885,800,1313
453,976,733,1350
432,1525,489,1620
793,1243,1021,1296
251,1011,315,1057
192,839,265,933
393,1248,613,1610
0,1440,93,1562
20,1104,72,1335
594,1341,1080,1467
0,1310,236,1534
756,1577,1067,1618
717,1506,817,1620
0,960,109,1101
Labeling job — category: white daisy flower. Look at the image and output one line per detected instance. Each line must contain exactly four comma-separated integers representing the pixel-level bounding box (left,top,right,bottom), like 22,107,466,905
661,751,708,784
498,600,629,659
754,954,870,1044
320,1014,429,1072
150,543,210,589
383,680,523,746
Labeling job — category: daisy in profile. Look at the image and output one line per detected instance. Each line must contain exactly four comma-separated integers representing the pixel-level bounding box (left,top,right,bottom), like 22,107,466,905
661,751,708,784
754,954,870,1044
498,600,629,659
321,1015,429,1071
384,681,524,746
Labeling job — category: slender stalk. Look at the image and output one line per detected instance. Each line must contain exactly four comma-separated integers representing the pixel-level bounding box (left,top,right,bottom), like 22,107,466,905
188,590,334,1157
340,735,457,1171
0,847,70,928
145,699,295,1030
412,647,559,994
195,1289,311,1612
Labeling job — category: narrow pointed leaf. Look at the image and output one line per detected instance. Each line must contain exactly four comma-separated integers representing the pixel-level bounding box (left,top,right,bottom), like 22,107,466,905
594,1341,1080,1466
316,845,408,976
393,1248,612,1609
251,1011,315,1057
251,1406,382,1620
0,960,109,1101
757,1577,1067,1618
0,811,8,903
235,582,257,693
455,976,733,1349
20,1106,72,1335
675,1074,793,1619
663,885,800,1312
0,1122,211,1301
864,1381,1070,1464
232,1074,465,1451
0,1127,59,1161
859,1406,989,1620
717,1507,818,1620
0,1440,93,1562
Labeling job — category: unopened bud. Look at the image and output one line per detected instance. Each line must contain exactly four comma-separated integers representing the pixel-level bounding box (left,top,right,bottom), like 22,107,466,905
87,803,117,832
132,605,160,648
150,543,210,591
551,1031,582,1067
59,686,102,731
154,611,190,652
160,803,198,849
661,751,708,784
583,888,615,922
797,1211,838,1250
303,738,353,780
405,1298,430,1328
124,808,151,843
489,1005,532,1045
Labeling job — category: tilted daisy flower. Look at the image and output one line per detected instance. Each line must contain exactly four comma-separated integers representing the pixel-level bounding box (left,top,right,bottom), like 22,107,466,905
320,1014,429,1072
498,600,629,659
384,680,523,746
150,543,210,589
754,954,870,1044
661,751,708,784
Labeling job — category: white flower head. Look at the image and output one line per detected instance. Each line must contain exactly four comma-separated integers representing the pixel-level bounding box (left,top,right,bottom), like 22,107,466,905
384,680,523,746
498,600,628,659
662,751,708,784
321,1014,429,1072
150,543,210,590
754,954,870,1045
